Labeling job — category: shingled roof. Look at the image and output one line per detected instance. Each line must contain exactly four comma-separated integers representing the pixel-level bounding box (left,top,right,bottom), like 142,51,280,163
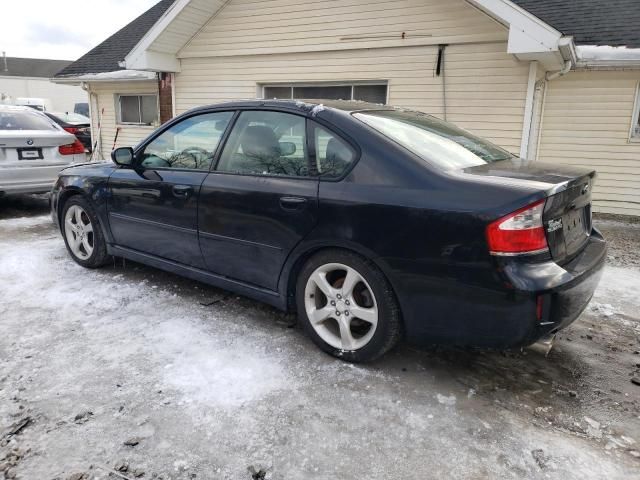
1,57,72,78
511,0,640,48
55,0,175,78
55,0,640,79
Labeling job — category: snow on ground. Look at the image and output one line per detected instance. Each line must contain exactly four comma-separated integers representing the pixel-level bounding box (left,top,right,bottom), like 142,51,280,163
0,209,639,479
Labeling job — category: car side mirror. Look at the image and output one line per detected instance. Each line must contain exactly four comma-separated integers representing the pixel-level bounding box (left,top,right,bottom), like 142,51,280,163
279,142,296,156
111,147,135,166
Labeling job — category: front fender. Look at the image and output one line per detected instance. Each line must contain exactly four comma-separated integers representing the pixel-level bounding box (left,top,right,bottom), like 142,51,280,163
53,163,115,243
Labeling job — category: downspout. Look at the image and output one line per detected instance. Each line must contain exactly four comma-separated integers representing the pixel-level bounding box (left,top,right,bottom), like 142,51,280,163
531,59,573,161
519,61,538,159
81,82,101,161
545,60,572,82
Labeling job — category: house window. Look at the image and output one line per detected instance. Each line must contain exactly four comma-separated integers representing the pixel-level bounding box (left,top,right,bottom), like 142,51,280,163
631,83,640,141
263,82,388,104
117,94,158,125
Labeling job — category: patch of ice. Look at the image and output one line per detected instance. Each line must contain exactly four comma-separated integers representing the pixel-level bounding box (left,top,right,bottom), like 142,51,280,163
0,214,51,229
436,394,456,406
0,217,290,409
589,302,619,317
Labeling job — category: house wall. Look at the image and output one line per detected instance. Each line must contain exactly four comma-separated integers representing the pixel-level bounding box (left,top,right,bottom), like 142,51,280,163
0,76,87,112
88,81,159,160
174,0,532,151
178,0,508,58
175,43,530,154
171,0,531,152
537,70,640,216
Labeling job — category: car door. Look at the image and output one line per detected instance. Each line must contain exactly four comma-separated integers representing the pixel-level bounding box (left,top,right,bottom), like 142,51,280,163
107,111,234,268
198,109,319,291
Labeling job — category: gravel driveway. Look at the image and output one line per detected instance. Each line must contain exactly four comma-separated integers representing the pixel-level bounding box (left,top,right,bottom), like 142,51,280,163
0,195,639,480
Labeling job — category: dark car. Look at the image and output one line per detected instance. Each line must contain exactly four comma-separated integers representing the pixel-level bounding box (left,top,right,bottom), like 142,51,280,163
50,100,605,362
44,112,92,152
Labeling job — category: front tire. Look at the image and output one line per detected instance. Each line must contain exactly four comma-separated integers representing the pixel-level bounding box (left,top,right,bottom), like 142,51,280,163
296,249,402,362
61,196,109,268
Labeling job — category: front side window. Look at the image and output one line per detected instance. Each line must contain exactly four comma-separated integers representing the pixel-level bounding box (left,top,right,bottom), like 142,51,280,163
313,124,355,178
139,112,233,171
117,94,158,125
354,110,515,170
217,111,310,177
0,109,57,131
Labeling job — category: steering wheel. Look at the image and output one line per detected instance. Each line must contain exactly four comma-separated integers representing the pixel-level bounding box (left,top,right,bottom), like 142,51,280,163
181,146,209,157
176,146,211,169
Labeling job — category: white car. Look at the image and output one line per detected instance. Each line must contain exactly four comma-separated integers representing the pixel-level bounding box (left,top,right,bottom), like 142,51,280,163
0,105,85,195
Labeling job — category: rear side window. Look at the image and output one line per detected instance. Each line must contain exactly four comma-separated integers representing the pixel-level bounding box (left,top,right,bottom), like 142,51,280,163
354,110,514,170
0,110,57,131
217,111,310,177
313,124,355,178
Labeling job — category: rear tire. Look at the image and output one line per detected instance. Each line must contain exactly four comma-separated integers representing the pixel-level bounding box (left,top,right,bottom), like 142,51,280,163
296,249,402,362
61,196,109,268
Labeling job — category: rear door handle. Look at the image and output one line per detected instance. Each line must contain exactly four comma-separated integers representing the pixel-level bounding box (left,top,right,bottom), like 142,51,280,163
172,185,192,197
280,196,307,211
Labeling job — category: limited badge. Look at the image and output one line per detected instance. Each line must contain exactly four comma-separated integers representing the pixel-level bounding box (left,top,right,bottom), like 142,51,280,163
547,218,563,233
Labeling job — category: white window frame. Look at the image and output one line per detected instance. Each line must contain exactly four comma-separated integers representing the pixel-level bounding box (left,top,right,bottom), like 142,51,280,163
260,81,389,104
115,93,159,127
630,82,640,143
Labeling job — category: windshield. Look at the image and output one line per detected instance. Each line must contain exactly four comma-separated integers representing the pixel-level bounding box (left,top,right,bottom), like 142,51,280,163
51,112,90,124
353,110,515,170
0,109,58,131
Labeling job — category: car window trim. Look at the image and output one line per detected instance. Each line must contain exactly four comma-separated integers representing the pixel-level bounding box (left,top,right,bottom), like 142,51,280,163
211,108,316,180
132,110,239,172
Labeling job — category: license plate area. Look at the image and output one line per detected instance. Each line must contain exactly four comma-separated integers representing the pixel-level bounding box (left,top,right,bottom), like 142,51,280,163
563,207,589,256
17,147,43,160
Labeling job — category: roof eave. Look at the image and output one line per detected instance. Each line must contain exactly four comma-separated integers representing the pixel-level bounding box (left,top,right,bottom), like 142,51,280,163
466,0,573,70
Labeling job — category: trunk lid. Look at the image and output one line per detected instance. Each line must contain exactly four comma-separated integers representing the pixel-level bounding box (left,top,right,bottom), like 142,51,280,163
463,159,595,263
0,130,75,148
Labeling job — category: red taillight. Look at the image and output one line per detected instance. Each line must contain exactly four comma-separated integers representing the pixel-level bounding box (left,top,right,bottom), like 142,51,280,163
486,200,548,255
63,127,79,134
59,139,85,155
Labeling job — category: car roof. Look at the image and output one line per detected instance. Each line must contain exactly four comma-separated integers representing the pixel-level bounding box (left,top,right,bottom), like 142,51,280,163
0,104,38,113
188,99,396,115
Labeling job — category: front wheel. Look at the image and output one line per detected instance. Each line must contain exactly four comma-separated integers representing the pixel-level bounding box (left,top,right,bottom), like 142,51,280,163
61,196,109,268
296,250,402,362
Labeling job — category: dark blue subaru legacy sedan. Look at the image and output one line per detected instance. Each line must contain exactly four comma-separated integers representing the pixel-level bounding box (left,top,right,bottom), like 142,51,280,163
51,100,605,362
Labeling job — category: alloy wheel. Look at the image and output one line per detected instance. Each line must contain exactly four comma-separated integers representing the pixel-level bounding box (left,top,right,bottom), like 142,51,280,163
304,262,378,351
64,205,94,260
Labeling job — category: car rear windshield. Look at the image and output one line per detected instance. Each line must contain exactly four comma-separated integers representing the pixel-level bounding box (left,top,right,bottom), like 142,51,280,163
51,112,90,124
0,110,57,131
353,110,515,170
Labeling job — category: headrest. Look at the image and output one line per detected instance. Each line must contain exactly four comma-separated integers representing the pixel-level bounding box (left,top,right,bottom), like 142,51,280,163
240,125,280,159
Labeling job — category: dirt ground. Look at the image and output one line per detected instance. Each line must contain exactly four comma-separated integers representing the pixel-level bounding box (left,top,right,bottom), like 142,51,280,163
0,194,639,480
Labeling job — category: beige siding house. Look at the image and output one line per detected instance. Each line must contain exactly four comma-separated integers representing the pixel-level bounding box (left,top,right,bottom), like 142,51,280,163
54,0,640,216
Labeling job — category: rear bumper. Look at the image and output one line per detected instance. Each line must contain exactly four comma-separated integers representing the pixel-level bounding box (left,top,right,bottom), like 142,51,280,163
504,229,606,345
0,165,69,194
397,230,606,349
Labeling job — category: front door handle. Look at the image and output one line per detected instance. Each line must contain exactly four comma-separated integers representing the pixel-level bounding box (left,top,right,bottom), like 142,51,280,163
280,196,307,211
172,185,192,197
